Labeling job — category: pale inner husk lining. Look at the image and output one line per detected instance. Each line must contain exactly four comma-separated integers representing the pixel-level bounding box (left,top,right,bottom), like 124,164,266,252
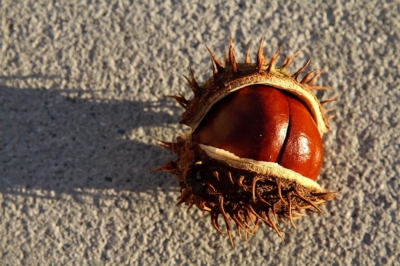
199,144,322,191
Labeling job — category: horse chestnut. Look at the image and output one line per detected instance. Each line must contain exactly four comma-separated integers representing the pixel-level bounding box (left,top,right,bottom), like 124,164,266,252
156,39,336,246
192,85,323,180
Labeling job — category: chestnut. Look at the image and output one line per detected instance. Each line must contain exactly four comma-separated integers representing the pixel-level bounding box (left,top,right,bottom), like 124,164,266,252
155,39,336,246
192,85,323,181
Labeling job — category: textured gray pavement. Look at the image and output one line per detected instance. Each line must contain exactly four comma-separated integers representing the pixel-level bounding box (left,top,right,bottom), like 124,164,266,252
1,0,399,265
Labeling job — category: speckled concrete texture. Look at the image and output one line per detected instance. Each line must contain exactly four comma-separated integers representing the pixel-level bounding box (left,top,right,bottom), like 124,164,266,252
1,0,399,265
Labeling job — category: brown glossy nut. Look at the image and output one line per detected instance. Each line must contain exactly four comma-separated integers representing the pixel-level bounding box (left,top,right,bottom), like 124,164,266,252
192,85,323,180
155,39,336,246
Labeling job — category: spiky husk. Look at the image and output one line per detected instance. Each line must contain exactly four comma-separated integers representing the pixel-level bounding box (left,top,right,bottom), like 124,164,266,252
158,39,336,246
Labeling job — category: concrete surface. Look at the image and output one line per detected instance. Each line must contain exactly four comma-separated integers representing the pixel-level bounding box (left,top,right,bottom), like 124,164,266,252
1,0,399,265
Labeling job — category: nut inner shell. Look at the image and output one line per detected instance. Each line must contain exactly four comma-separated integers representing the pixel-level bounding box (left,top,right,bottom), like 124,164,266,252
192,85,323,180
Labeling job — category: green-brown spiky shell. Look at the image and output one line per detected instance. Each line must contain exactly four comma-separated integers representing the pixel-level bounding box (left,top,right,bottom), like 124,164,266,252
157,39,336,246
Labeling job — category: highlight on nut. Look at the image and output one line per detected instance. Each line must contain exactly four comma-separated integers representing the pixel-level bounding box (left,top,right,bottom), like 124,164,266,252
153,38,337,246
